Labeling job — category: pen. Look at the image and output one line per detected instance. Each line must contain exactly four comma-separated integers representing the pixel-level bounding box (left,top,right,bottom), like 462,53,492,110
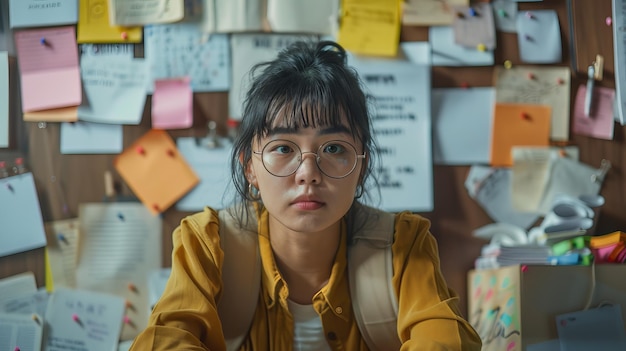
584,64,595,117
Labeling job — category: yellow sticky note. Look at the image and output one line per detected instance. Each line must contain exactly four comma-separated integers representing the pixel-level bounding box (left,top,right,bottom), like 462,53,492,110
114,130,199,215
490,103,551,167
77,0,142,44
337,0,402,57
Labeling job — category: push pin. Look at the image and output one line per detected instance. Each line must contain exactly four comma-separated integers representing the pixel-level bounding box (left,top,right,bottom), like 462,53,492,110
559,149,568,158
476,43,486,52
497,9,507,18
128,282,138,293
556,77,565,85
504,60,513,69
72,313,83,327
32,314,40,325
135,146,146,155
121,31,128,40
6,183,14,192
520,112,531,120
117,212,125,221
166,149,176,157
468,7,477,17
57,233,68,244
525,11,534,19
527,72,535,80
40,37,47,46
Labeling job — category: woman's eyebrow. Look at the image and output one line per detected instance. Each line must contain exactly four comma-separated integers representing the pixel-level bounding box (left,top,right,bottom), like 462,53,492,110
267,125,352,137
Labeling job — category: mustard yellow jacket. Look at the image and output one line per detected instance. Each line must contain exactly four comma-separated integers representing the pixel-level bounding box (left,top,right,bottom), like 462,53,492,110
130,206,482,350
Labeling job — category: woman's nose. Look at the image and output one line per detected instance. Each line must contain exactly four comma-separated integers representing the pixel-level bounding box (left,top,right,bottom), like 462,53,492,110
295,152,322,184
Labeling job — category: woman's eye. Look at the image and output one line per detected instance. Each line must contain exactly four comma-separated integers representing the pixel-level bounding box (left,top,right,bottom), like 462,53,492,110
324,143,345,154
274,145,293,154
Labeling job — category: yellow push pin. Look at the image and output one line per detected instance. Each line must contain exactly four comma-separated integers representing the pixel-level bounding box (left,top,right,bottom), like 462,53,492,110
476,43,486,52
504,60,513,69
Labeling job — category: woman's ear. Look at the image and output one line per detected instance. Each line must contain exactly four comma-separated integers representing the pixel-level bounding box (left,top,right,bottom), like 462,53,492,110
241,152,258,186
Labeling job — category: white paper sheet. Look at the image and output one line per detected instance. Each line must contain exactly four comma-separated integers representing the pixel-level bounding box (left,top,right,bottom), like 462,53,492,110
266,0,337,34
175,137,233,211
349,57,433,212
0,312,43,351
432,87,494,165
228,34,317,120
43,288,125,351
77,56,148,125
75,202,162,341
429,26,494,66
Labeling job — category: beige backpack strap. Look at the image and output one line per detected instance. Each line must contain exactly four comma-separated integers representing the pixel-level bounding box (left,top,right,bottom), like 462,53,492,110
349,205,401,351
217,207,261,351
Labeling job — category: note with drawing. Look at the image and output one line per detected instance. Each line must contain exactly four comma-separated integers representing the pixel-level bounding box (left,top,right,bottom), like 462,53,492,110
494,65,571,142
43,288,125,351
14,26,81,112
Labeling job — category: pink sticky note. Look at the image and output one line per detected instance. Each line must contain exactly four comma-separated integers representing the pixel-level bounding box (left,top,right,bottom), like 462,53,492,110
14,26,81,112
572,84,615,140
151,77,193,130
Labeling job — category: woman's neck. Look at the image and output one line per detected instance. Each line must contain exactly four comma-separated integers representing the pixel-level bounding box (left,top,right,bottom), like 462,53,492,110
268,217,341,304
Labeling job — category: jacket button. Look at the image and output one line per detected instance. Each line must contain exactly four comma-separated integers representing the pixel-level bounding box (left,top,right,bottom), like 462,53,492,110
335,306,343,314
327,332,337,341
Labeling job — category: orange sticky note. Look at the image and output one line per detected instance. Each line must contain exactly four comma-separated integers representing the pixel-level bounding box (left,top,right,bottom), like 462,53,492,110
490,103,551,167
114,130,199,215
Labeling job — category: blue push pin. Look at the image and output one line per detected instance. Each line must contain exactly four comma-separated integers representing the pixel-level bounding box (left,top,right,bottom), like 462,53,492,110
468,7,476,17
40,37,47,46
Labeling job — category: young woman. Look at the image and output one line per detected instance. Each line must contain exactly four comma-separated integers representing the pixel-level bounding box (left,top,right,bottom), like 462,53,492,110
130,40,481,350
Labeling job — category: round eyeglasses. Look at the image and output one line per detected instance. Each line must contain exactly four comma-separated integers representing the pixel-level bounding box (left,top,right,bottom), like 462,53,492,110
253,139,366,179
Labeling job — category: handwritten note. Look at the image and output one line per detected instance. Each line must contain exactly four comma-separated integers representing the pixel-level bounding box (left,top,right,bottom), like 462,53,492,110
78,56,148,125
43,288,125,351
402,0,469,26
9,0,77,28
108,0,184,26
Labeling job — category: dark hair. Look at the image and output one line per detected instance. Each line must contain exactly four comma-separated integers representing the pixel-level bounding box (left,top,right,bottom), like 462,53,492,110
229,39,380,224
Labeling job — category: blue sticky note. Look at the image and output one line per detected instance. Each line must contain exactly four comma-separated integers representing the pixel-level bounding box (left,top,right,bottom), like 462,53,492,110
516,10,562,63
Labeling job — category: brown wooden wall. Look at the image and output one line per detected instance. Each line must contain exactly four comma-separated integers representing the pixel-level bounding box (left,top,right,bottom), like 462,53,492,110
1,0,624,316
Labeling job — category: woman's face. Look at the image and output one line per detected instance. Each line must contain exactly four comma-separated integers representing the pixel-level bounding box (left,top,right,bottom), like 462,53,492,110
247,118,365,235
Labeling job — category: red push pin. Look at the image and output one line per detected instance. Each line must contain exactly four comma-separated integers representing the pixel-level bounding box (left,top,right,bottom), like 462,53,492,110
72,313,83,327
460,82,470,89
556,77,565,85
166,149,176,157
128,282,138,293
521,265,528,272
121,31,128,40
520,112,531,120
135,146,146,155
527,72,535,80
152,203,160,212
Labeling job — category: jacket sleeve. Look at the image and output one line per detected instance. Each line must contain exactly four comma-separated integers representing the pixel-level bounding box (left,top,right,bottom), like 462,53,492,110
392,211,482,350
129,207,227,351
